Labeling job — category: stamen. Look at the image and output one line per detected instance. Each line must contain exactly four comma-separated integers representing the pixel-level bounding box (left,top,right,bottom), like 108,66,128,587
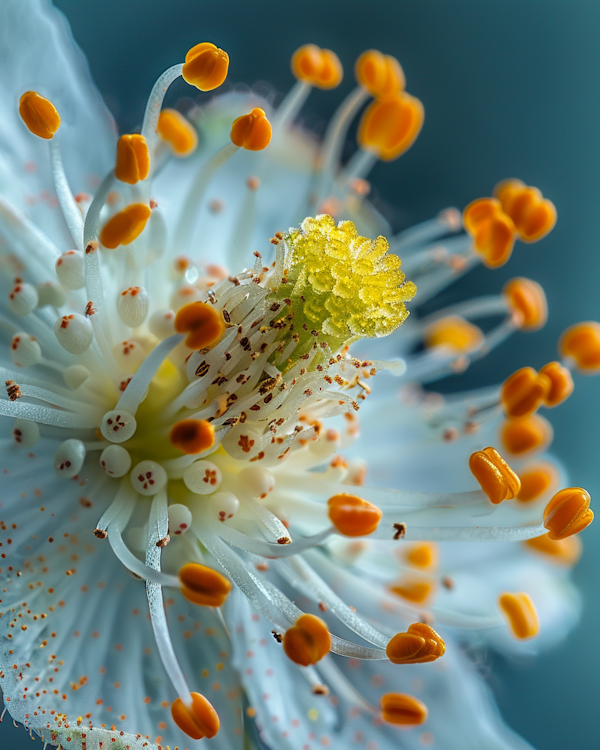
157,109,198,156
380,693,428,726
115,134,150,185
49,139,84,248
53,438,86,479
357,93,424,162
500,414,553,456
462,197,515,268
543,487,593,539
99,203,151,249
19,91,60,139
501,366,551,418
53,313,93,355
539,361,574,407
498,592,539,639
178,563,231,606
10,334,42,368
174,301,225,349
355,50,405,98
291,44,343,90
516,462,559,503
327,493,382,536
386,623,445,664
55,250,85,290
181,42,229,91
524,533,582,566
230,107,272,151
170,419,214,454
503,277,548,331
99,444,132,478
171,693,220,740
494,179,556,242
282,613,331,666
559,321,600,373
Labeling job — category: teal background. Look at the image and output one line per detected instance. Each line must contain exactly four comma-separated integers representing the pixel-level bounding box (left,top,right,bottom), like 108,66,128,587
2,1,600,747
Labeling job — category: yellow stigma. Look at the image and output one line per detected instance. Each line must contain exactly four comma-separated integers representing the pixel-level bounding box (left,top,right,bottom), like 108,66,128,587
277,215,416,354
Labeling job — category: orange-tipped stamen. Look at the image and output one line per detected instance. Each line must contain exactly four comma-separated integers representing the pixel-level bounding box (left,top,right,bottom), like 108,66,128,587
327,493,382,536
501,366,551,418
462,197,516,268
524,533,582,566
170,419,214,455
424,315,484,353
99,203,151,249
516,462,559,503
157,109,198,156
230,108,272,151
171,692,220,739
174,301,225,349
115,134,150,185
500,414,553,456
543,488,593,540
357,93,424,161
389,578,435,605
291,44,343,89
355,50,405,98
559,321,600,373
182,42,229,91
494,179,556,243
498,592,539,639
19,91,60,139
179,563,231,607
282,613,331,666
469,447,521,504
503,277,548,331
380,693,428,726
538,361,574,407
386,623,445,665
405,542,438,570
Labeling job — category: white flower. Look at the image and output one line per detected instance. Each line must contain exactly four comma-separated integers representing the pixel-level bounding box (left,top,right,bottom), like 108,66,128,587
0,2,594,750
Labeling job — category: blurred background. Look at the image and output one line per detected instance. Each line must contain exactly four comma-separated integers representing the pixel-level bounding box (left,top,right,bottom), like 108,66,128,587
3,0,600,747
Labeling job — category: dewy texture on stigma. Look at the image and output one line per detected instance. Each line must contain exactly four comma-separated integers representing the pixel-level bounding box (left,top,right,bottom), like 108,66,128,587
0,3,596,750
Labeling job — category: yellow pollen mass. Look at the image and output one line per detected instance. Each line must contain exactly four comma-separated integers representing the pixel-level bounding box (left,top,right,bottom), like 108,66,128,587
280,215,416,353
19,91,61,139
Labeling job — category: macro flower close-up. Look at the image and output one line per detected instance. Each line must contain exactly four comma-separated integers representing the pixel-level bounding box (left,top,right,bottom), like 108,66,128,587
1,1,600,749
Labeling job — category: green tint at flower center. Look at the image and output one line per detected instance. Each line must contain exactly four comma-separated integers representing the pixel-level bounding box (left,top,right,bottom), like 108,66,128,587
268,215,416,363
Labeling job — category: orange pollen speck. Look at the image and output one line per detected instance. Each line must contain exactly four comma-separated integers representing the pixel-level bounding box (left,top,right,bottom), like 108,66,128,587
282,613,331,666
179,563,231,607
327,493,382,536
171,692,220,739
169,419,214,455
174,300,225,349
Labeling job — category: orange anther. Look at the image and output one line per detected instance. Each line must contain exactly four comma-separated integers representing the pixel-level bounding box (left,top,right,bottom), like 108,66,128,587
169,419,214,455
357,93,424,161
230,108,272,151
171,692,220,739
516,462,559,503
559,321,600,373
502,277,547,331
282,613,331,666
500,414,552,457
405,543,438,570
386,622,445,665
390,578,435,605
498,592,539,639
291,45,343,89
115,134,150,185
182,42,229,91
543,487,593,540
524,533,582,566
355,50,405,98
469,447,521,504
19,91,60,139
174,301,225,349
501,366,551,418
157,109,198,156
462,198,516,268
179,563,231,607
494,179,556,243
380,693,428,726
538,361,573,407
99,204,151,249
424,316,483,353
327,493,382,536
